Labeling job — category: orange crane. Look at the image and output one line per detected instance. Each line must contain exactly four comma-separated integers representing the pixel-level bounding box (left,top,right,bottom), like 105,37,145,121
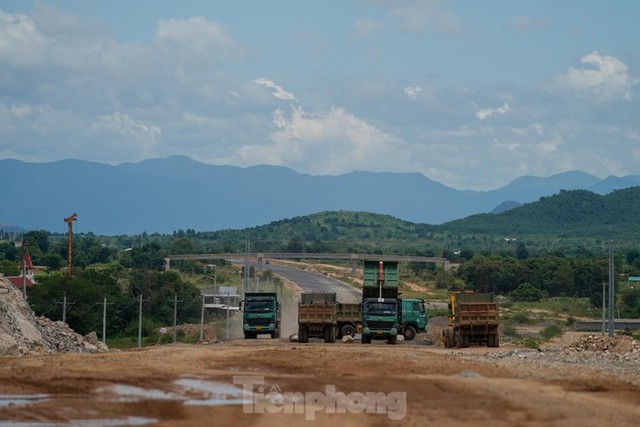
64,213,78,276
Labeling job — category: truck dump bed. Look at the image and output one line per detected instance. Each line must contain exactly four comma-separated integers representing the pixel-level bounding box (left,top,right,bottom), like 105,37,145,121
454,293,499,327
298,293,338,343
362,260,399,300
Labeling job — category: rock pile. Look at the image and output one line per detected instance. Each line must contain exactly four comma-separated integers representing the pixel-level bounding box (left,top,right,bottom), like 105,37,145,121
563,334,640,363
0,277,108,356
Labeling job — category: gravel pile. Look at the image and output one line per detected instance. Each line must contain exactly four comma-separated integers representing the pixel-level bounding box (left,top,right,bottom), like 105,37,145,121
468,334,640,386
563,334,640,363
0,277,108,356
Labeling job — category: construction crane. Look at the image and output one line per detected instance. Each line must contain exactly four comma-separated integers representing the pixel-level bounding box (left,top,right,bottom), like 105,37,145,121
64,213,78,276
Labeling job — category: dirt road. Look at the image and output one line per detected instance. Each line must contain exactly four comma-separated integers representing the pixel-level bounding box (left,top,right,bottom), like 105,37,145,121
1,340,640,426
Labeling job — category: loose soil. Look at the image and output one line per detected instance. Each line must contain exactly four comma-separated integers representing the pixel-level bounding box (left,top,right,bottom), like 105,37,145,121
1,340,639,426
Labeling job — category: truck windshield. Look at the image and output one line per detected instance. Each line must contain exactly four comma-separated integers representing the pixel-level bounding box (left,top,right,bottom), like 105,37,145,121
365,302,397,315
244,300,275,313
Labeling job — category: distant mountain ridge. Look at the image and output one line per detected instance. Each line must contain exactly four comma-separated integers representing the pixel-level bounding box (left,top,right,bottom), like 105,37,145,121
1,156,638,235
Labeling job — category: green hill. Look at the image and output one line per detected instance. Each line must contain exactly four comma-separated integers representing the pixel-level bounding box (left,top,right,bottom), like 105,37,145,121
196,187,640,256
442,187,640,240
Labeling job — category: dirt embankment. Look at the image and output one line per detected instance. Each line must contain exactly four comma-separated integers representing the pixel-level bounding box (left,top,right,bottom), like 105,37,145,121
0,277,108,356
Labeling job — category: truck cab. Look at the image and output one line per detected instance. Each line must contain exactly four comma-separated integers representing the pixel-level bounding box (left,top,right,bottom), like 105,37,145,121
398,298,427,341
361,297,399,345
242,292,280,339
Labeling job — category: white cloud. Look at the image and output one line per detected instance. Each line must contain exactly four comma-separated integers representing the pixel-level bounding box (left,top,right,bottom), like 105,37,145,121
234,105,416,175
389,0,462,34
404,86,422,99
155,17,237,57
353,19,382,38
91,113,161,150
474,102,510,120
559,51,632,101
253,78,296,101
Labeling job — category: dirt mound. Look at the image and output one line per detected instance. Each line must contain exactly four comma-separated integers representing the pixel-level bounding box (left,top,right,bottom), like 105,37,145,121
426,316,449,346
0,277,108,356
563,334,640,362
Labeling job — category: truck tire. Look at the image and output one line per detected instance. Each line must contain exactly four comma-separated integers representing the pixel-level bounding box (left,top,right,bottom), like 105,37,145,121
298,327,308,343
272,328,281,339
387,334,398,345
340,324,356,338
456,331,469,348
325,327,336,343
403,325,417,341
361,334,372,344
244,331,257,339
488,333,499,347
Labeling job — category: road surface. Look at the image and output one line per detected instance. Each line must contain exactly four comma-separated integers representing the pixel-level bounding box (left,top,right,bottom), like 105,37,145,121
255,261,361,303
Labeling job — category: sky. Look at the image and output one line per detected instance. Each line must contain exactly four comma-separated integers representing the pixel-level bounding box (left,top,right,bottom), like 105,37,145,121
0,0,639,190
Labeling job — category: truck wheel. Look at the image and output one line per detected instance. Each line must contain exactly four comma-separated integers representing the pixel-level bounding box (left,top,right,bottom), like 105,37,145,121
298,328,308,343
403,325,417,341
488,333,499,347
327,327,336,343
458,333,470,348
361,334,371,344
340,324,356,338
244,332,257,339
387,334,398,345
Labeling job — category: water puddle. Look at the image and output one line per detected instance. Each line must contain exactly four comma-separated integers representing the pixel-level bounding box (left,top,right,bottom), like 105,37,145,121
0,393,49,407
174,378,248,406
96,384,181,402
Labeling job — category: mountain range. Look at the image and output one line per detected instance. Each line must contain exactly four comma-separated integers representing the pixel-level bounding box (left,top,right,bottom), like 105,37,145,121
1,156,639,235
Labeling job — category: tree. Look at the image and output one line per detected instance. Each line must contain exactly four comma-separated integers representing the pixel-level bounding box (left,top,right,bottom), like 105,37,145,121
510,283,544,302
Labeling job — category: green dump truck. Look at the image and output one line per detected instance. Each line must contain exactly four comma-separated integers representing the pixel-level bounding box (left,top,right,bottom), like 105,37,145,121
361,260,400,344
442,292,499,348
297,292,337,343
242,292,280,339
360,260,428,344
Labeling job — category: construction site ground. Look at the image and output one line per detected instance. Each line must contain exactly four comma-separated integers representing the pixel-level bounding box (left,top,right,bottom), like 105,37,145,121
2,338,640,426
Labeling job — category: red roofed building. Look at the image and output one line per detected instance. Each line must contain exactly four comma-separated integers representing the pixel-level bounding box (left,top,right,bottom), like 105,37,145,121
6,275,36,291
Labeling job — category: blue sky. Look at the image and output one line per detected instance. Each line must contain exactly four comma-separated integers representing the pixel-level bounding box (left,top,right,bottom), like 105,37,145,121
1,1,639,190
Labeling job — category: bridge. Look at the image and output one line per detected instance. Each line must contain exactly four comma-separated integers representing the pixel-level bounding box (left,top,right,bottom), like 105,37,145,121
164,252,451,273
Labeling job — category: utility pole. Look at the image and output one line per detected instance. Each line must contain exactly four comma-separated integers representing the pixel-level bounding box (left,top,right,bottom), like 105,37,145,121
608,244,615,337
170,293,183,343
21,258,27,300
137,294,145,349
63,213,78,277
226,289,230,340
99,297,114,345
199,294,205,343
56,292,75,324
243,234,250,295
601,281,606,335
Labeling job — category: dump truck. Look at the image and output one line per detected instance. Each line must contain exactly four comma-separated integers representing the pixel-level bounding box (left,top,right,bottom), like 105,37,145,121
361,260,400,344
442,292,499,348
297,292,338,343
242,292,280,339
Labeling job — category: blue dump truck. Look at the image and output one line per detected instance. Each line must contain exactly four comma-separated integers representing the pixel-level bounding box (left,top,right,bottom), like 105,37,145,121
241,292,281,339
361,260,427,344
